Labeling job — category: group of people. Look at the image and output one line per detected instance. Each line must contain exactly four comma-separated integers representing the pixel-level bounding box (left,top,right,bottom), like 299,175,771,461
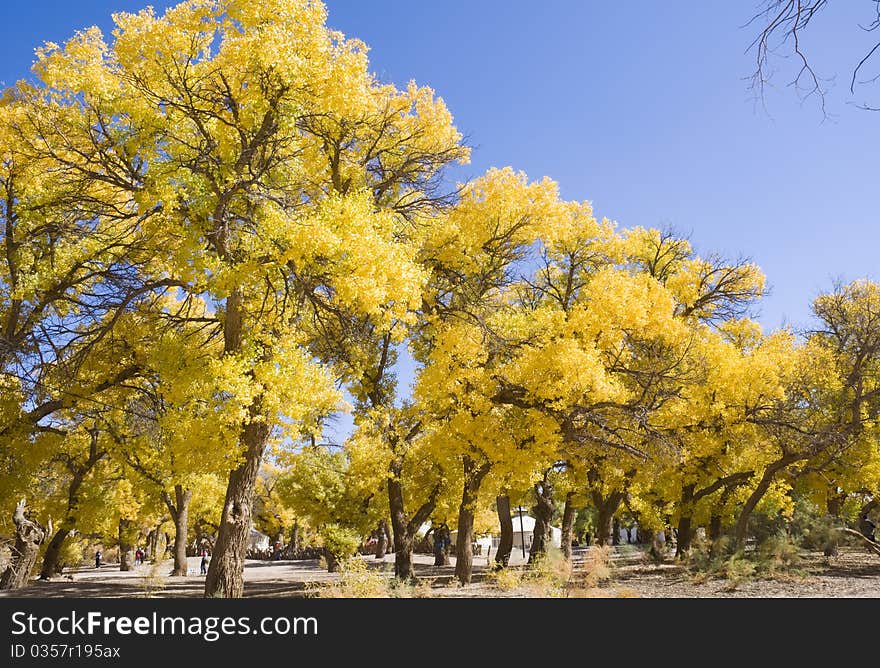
91,546,211,573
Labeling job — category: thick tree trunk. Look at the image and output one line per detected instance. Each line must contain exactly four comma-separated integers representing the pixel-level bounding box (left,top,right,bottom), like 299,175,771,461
375,520,388,559
734,457,795,550
454,456,490,585
529,477,555,563
561,492,576,561
165,486,192,576
388,475,416,581
118,519,134,571
495,495,513,568
675,484,695,559
0,500,48,590
676,516,693,559
387,455,439,581
592,491,624,546
39,527,72,579
204,416,270,597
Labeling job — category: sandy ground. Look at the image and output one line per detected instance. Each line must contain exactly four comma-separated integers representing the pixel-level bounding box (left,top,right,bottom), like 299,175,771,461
2,545,878,598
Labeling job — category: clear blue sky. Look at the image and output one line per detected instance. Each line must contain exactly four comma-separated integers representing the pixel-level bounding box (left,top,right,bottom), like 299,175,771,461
3,1,878,440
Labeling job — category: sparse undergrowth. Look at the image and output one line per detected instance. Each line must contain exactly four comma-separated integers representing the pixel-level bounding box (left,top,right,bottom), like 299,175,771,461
687,534,806,590
310,557,432,598
485,546,638,598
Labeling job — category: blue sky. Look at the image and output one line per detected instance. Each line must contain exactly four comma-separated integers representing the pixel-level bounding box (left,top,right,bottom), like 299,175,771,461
2,1,878,441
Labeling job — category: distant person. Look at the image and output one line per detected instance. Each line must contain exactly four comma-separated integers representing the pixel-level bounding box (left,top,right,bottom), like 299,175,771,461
200,548,210,575
134,548,143,566
859,514,876,542
95,549,102,569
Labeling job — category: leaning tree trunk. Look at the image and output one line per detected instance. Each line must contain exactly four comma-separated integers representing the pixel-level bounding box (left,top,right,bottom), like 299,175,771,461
495,495,514,568
561,492,576,562
734,456,795,551
118,519,135,571
0,500,48,590
375,519,388,559
39,434,104,578
42,470,87,577
529,477,556,564
454,456,490,585
40,525,72,580
205,414,271,598
164,485,192,576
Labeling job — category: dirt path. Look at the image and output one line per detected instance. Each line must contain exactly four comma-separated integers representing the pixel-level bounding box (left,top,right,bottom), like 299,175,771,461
2,546,878,598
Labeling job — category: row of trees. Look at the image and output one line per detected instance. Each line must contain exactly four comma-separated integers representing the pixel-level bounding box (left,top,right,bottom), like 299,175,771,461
2,0,878,594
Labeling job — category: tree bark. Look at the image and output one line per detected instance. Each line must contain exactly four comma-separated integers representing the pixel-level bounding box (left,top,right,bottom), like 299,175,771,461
118,519,134,571
39,527,72,579
389,473,416,581
148,522,163,563
204,414,271,597
529,476,555,563
495,495,513,568
592,490,624,546
163,485,192,576
290,520,300,553
387,454,439,582
375,519,388,559
561,492,576,561
824,492,846,556
454,456,490,585
0,500,48,590
734,456,797,550
40,432,104,578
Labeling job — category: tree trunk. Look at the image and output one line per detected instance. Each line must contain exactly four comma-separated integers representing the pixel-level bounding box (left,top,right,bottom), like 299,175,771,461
824,493,846,557
375,519,388,559
204,415,271,598
676,516,693,559
164,486,192,576
529,477,555,564
674,484,695,559
388,474,416,581
0,500,48,590
324,548,341,573
734,457,795,550
118,519,134,571
39,436,104,579
39,527,72,579
149,523,162,563
387,455,439,582
495,495,513,568
612,517,621,546
561,492,576,561
290,520,300,553
41,472,86,577
592,491,624,546
454,456,490,585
